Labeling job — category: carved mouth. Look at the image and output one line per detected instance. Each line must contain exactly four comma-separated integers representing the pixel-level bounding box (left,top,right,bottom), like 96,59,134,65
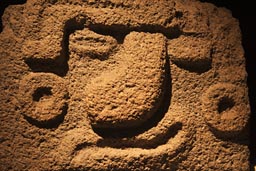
69,112,190,170
79,122,182,150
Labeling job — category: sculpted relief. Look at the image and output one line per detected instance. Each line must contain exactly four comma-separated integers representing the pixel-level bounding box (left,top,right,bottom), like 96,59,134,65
0,0,250,170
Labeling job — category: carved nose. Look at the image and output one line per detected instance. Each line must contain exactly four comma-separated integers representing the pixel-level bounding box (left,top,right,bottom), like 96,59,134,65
85,32,167,128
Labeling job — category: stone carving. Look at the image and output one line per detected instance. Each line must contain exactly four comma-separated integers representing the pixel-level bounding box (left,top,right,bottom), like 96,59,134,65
0,0,250,170
201,83,249,137
19,73,68,128
84,32,167,129
168,36,212,73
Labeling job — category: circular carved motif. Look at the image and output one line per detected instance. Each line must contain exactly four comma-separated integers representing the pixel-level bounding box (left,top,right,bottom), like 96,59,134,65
19,73,68,127
201,83,249,137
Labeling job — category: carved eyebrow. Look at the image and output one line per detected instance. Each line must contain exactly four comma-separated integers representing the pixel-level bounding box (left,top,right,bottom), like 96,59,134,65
88,23,182,44
63,14,182,45
88,24,129,44
22,14,189,77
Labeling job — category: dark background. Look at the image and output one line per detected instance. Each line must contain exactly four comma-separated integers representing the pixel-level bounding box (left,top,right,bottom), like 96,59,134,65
0,0,255,168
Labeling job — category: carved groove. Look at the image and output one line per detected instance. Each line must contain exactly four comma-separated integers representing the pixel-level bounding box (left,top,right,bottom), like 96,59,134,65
95,122,182,149
23,104,68,129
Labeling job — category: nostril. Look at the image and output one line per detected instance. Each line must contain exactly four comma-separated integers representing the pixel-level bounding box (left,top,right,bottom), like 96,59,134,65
32,87,53,102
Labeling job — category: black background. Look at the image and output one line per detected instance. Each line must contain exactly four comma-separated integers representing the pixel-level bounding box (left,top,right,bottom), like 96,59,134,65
0,0,256,167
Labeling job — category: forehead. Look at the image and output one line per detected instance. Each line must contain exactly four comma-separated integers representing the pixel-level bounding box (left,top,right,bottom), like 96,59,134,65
21,0,209,38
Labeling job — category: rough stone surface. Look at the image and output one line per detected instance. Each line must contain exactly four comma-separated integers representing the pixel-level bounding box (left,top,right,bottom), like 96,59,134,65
0,0,250,170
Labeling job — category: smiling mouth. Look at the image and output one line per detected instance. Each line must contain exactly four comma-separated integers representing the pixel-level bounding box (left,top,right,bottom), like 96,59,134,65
83,122,182,149
69,107,190,170
53,99,192,171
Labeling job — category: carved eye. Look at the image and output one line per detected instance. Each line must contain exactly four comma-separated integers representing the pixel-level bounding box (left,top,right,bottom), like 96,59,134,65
69,28,118,60
168,36,212,73
19,73,69,128
201,83,249,137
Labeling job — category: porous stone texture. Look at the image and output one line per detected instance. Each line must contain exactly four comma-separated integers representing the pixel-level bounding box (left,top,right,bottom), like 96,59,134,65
0,0,250,170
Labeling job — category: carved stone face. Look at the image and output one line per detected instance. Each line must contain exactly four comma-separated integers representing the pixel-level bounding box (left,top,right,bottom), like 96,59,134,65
0,0,250,170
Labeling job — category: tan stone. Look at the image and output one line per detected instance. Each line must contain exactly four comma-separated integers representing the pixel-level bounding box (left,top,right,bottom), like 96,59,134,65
0,0,250,170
